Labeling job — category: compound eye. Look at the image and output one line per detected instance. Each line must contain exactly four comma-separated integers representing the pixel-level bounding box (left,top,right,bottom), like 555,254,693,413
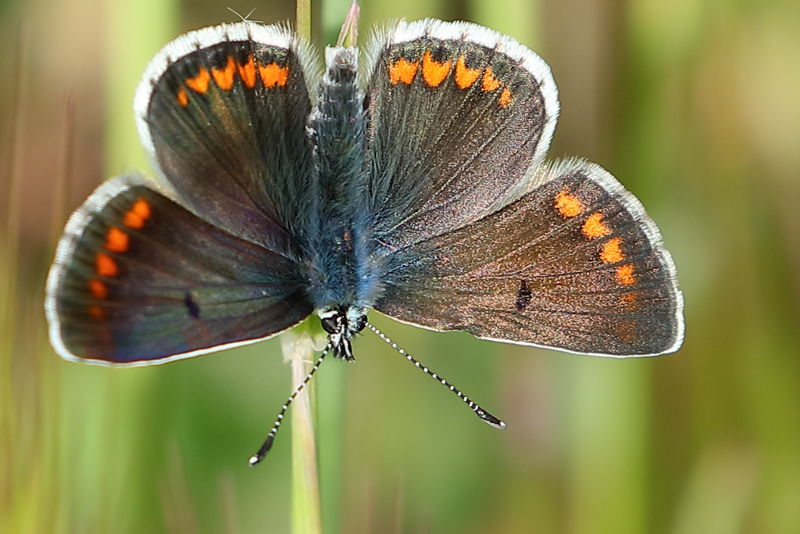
321,315,338,334
352,315,367,333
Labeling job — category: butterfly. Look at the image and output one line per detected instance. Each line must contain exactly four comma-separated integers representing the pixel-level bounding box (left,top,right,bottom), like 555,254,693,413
46,18,684,464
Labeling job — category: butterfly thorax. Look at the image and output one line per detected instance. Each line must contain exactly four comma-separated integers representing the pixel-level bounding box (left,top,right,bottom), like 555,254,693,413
305,46,382,326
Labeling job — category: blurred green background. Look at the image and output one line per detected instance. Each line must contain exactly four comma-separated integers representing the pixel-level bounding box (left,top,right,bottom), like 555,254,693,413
2,0,799,532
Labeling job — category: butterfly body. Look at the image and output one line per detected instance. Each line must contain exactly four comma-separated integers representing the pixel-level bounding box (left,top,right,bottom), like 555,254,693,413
305,47,379,315
298,46,377,360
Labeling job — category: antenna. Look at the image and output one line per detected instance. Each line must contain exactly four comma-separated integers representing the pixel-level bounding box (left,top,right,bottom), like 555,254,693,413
226,7,261,24
248,344,331,466
366,323,507,430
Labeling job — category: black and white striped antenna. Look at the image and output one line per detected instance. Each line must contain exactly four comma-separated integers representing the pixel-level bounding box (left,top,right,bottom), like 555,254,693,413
366,323,507,430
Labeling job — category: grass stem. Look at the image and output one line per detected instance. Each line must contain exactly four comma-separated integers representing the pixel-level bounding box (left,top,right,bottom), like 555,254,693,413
283,321,323,534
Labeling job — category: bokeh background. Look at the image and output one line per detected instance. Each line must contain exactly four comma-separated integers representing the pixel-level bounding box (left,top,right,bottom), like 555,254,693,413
2,0,799,532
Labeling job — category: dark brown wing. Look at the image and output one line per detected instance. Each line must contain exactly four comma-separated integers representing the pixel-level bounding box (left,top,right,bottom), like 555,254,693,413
46,176,313,365
135,22,318,255
374,160,684,357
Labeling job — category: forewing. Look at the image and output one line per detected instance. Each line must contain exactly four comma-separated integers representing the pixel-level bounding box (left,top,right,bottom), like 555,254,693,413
135,22,318,253
46,176,313,365
375,160,684,356
363,19,559,248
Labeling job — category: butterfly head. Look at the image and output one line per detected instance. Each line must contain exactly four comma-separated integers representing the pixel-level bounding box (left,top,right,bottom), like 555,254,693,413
318,305,367,361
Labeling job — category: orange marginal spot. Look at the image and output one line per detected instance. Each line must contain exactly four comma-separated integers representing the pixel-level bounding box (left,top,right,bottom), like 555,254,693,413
582,212,611,239
600,237,625,264
176,86,189,107
421,51,452,88
499,88,513,108
123,211,143,229
259,62,289,88
185,67,211,94
482,66,501,92
105,226,129,253
617,320,637,343
132,198,151,219
454,56,480,89
96,253,119,277
555,189,583,218
237,55,257,88
123,198,151,229
88,279,108,299
212,56,237,90
88,305,105,319
620,292,639,309
389,57,419,85
616,264,636,286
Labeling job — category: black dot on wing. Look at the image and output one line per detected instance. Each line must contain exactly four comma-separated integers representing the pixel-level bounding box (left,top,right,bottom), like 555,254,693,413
184,292,200,319
515,279,532,312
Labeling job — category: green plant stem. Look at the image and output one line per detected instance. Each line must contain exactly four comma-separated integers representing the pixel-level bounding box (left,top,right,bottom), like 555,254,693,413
283,322,323,534
296,0,311,42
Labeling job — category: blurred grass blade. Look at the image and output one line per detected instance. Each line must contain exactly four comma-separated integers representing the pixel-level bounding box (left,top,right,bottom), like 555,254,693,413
105,0,178,175
0,26,26,534
296,0,311,42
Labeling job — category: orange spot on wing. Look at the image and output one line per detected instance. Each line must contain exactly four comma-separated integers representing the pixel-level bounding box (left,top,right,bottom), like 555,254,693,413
620,292,639,309
388,57,419,85
96,253,118,277
89,305,105,319
185,67,211,94
259,62,289,88
123,198,151,229
499,88,513,108
616,264,636,286
482,66,501,91
600,237,625,264
617,320,637,342
421,51,452,87
176,86,189,107
212,56,237,90
555,189,583,218
124,212,143,229
454,56,480,89
582,212,611,238
132,198,150,219
89,279,108,299
105,227,129,253
237,55,257,88
88,279,108,299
